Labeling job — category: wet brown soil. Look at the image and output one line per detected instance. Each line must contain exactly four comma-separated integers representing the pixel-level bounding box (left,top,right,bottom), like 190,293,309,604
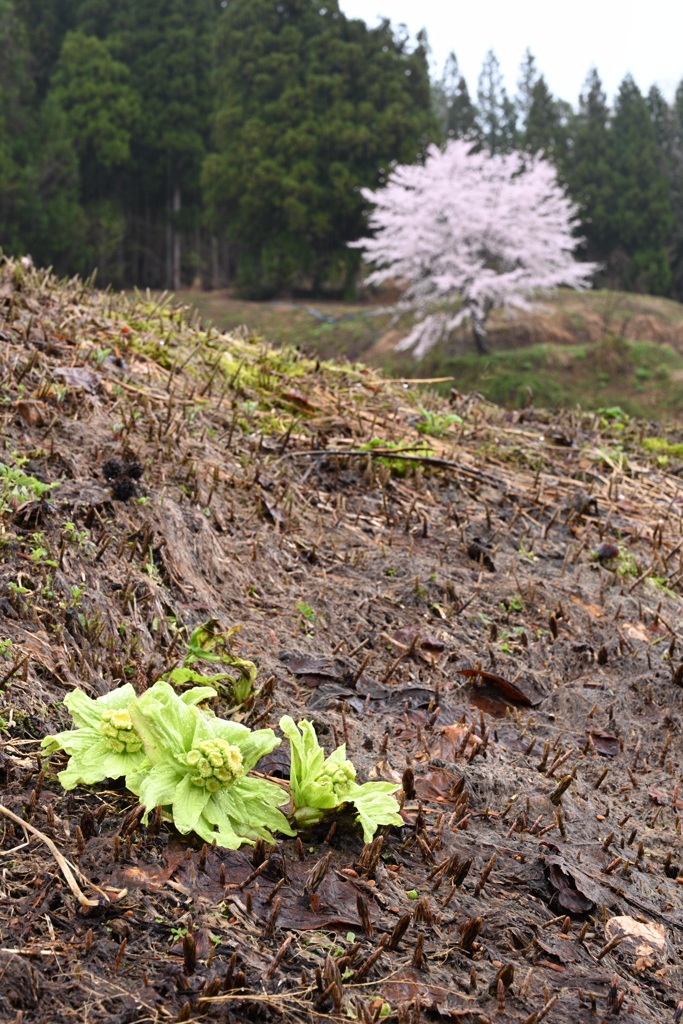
0,259,682,1024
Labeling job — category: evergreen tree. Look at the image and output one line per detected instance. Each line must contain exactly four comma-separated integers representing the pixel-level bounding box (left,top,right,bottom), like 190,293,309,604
524,76,568,162
26,93,85,273
76,0,217,287
0,0,84,271
0,0,34,254
13,0,76,99
609,74,673,294
516,48,538,133
666,80,683,299
434,52,477,140
48,30,140,281
562,69,615,275
476,50,516,153
204,0,436,297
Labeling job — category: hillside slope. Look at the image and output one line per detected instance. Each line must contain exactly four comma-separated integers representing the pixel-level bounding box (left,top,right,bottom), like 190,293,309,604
1,259,682,1024
176,287,683,419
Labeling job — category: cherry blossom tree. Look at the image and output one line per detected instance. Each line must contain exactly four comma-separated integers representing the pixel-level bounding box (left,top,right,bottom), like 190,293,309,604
352,140,597,356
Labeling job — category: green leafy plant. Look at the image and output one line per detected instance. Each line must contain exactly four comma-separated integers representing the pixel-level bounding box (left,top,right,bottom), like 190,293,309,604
279,716,403,842
415,406,462,438
171,619,257,704
0,455,59,515
41,684,151,789
43,680,294,849
127,682,294,847
296,600,316,625
358,438,433,478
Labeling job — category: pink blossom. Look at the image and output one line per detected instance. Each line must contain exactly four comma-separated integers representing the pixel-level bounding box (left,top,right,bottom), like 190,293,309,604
352,141,597,356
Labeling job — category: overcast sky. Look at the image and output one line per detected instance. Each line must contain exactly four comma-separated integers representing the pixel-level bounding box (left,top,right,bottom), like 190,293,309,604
339,0,682,107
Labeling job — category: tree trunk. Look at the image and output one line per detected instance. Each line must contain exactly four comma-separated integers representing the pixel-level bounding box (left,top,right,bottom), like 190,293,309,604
468,300,490,354
172,184,182,291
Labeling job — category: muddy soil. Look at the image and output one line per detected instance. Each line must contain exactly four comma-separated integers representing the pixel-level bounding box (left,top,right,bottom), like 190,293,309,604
0,259,682,1024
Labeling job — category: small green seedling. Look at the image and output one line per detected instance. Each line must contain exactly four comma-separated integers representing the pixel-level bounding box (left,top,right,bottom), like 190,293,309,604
176,619,258,704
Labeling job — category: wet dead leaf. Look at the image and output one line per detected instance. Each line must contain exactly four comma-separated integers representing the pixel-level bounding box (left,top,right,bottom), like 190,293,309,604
53,366,101,392
280,650,347,687
15,400,47,426
534,931,581,962
590,730,620,757
259,493,286,527
437,724,482,761
546,862,595,914
389,625,446,663
570,595,604,618
413,766,464,805
458,668,539,707
621,621,651,643
649,786,683,811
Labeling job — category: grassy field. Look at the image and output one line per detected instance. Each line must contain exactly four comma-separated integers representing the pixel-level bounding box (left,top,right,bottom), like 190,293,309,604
168,287,683,419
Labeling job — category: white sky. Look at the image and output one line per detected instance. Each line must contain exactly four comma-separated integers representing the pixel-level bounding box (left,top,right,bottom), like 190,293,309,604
339,0,682,106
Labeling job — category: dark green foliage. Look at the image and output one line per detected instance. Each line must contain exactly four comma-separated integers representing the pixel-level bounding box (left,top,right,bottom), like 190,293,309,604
609,75,673,294
203,0,436,297
434,52,477,140
1,0,683,303
0,0,34,252
523,77,570,162
47,30,140,280
515,48,538,133
657,80,683,300
475,50,517,154
0,0,83,269
561,69,616,273
74,0,217,286
50,31,139,172
13,0,76,98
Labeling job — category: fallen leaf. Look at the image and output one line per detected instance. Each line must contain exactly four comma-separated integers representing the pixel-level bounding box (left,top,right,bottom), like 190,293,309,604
621,622,651,643
390,625,445,662
546,863,595,914
280,650,348,687
280,389,317,412
53,366,101,392
15,400,47,426
590,730,620,757
413,766,464,804
437,724,483,761
570,595,604,618
605,916,667,962
259,493,286,527
458,668,539,707
649,786,683,811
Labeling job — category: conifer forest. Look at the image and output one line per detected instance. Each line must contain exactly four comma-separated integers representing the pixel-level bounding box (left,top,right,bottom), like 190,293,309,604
1,0,682,301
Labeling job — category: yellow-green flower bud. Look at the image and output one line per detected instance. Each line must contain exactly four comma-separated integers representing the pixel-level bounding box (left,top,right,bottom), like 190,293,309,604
320,759,356,799
99,709,143,754
186,738,244,792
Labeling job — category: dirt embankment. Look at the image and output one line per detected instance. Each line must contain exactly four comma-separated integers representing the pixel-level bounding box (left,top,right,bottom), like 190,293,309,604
1,259,682,1024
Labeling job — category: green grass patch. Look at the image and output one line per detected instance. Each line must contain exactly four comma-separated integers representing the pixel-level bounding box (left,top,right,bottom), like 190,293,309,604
381,338,683,419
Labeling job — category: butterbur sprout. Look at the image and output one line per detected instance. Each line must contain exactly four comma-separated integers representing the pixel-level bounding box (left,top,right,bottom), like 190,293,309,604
126,682,294,848
280,716,403,842
41,684,148,790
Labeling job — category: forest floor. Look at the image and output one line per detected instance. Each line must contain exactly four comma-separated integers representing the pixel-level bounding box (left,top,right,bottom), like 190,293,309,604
172,287,683,420
1,259,683,1024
